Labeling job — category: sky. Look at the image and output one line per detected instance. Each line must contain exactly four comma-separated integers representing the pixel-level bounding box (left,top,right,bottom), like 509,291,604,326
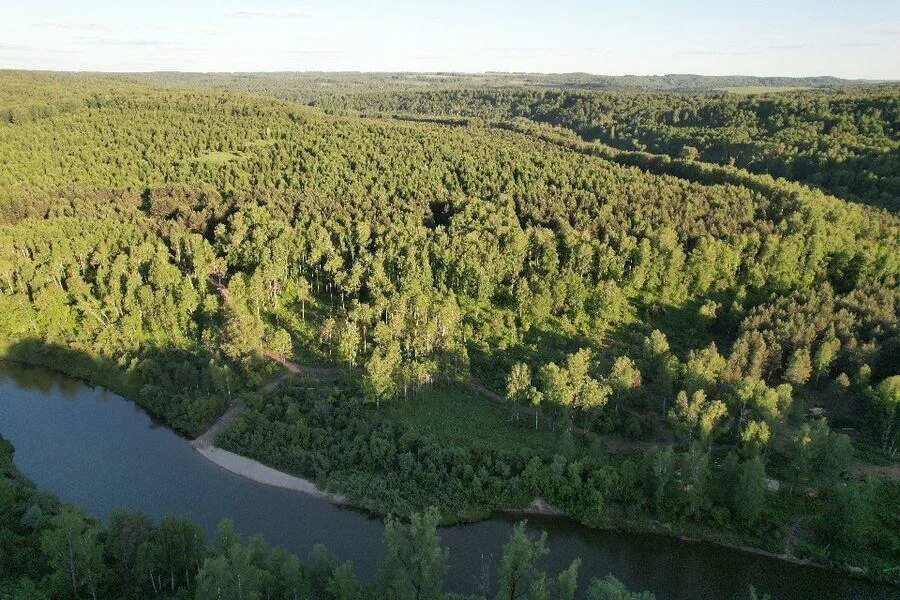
1,1,897,78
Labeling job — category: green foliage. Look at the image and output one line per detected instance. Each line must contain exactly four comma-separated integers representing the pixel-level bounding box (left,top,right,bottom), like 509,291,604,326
218,379,532,519
586,575,655,600
39,506,105,599
309,85,900,209
873,375,900,454
786,420,853,487
668,390,728,445
0,71,898,589
495,522,581,600
724,453,768,528
378,507,447,600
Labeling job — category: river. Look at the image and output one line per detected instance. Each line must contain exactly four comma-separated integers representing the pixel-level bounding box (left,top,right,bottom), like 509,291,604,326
0,362,894,599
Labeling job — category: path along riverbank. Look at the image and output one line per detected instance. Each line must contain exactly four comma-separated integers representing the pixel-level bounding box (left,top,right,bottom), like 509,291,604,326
185,352,897,585
189,369,348,504
188,363,566,514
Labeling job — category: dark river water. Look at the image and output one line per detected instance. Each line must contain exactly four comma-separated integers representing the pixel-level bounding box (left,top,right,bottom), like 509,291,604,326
0,362,895,599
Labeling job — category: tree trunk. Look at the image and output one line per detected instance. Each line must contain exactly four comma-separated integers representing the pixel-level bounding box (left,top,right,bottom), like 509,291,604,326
67,533,78,598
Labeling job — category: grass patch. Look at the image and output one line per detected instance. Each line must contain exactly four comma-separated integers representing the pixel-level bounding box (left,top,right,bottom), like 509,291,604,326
196,150,241,165
381,383,571,456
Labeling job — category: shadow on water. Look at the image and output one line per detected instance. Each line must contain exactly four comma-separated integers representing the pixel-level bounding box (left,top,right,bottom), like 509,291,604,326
1,338,231,437
0,345,897,599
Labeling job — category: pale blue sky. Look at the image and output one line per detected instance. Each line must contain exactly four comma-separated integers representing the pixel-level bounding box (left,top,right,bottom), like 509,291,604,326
1,1,897,77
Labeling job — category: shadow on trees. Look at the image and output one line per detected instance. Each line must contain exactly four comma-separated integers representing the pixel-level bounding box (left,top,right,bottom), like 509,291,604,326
614,294,740,359
0,338,234,438
469,326,593,391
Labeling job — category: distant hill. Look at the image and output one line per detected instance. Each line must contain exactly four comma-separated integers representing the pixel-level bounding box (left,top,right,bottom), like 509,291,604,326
120,71,885,94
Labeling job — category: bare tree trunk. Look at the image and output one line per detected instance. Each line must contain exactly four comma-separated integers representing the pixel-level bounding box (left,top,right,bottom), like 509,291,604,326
67,533,78,598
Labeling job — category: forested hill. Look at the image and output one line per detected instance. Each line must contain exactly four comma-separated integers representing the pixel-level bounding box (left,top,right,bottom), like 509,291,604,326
0,71,898,583
124,71,878,95
81,71,898,210
306,87,900,211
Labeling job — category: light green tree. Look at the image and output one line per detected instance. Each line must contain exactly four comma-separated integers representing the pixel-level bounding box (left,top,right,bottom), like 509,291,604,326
268,327,293,360
784,348,812,385
40,507,105,600
495,523,549,600
328,562,363,600
363,342,402,408
733,454,767,527
668,390,728,445
586,575,655,599
873,375,899,454
507,363,533,421
378,507,448,600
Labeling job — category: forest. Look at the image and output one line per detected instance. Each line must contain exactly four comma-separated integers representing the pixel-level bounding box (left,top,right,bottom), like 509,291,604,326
0,70,898,595
309,87,900,210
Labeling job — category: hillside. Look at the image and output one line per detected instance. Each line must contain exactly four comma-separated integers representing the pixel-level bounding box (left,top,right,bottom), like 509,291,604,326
0,71,898,583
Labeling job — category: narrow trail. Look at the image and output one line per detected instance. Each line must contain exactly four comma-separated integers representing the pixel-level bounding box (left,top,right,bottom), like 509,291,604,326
261,373,291,392
209,274,655,453
204,278,896,486
191,370,345,503
192,402,245,449
193,276,350,499
848,462,900,482
263,350,341,380
784,517,801,558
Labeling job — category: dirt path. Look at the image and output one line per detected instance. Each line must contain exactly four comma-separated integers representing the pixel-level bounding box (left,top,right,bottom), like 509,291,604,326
192,402,245,449
499,497,565,517
191,366,344,501
848,462,900,482
263,350,341,380
190,278,351,499
784,517,801,557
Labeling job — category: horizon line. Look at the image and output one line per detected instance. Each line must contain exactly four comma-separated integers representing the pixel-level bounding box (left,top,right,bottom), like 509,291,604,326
1,68,896,82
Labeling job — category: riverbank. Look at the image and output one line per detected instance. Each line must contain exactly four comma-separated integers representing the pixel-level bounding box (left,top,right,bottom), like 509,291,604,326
189,385,350,504
193,444,349,504
189,436,852,583
3,356,896,588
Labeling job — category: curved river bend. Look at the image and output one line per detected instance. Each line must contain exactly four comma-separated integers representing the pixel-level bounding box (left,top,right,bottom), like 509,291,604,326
0,363,894,599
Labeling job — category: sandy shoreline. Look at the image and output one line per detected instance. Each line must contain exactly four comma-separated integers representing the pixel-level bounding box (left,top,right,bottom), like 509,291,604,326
192,444,348,505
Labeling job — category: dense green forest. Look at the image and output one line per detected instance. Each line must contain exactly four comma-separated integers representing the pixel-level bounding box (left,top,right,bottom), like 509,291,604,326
114,72,900,209
0,70,898,593
307,87,900,210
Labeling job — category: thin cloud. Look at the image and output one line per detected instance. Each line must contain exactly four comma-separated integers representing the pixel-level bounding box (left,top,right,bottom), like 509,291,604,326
839,42,880,48
78,37,169,47
866,27,899,36
39,21,113,32
141,24,228,36
769,44,806,50
288,49,342,56
412,54,458,61
160,46,209,54
677,50,755,56
478,47,606,58
225,9,307,19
